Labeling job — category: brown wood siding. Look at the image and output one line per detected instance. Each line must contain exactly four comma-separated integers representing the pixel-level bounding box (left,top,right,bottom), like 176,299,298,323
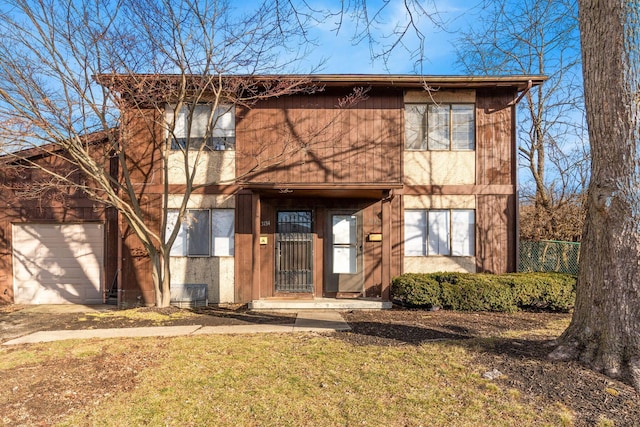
122,109,163,185
0,217,9,304
474,89,518,274
245,197,395,300
476,194,517,273
118,193,162,305
259,201,275,299
117,108,165,305
236,89,403,186
0,149,115,304
390,194,403,280
362,202,383,297
476,89,517,186
235,191,254,303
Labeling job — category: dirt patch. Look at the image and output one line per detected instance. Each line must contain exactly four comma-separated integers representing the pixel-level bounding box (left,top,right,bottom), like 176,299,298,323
1,305,639,426
0,305,296,343
2,346,151,426
341,309,640,426
472,338,640,427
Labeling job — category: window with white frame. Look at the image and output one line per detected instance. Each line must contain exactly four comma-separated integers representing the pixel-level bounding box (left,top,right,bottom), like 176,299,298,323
212,209,235,256
166,209,235,257
405,104,475,150
168,104,235,151
404,209,475,256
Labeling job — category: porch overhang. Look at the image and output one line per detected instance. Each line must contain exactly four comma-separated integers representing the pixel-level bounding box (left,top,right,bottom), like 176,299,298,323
239,183,403,199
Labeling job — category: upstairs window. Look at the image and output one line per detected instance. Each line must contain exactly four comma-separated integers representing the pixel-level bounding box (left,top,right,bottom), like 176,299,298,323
405,104,475,150
168,104,235,151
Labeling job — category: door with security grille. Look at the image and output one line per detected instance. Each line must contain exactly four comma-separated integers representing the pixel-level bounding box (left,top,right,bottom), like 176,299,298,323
275,211,314,293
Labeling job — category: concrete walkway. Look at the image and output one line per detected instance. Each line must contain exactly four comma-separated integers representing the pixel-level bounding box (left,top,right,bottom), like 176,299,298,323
2,310,350,346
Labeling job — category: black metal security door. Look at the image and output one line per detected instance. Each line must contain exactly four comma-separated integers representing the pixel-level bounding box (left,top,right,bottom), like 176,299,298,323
275,211,314,292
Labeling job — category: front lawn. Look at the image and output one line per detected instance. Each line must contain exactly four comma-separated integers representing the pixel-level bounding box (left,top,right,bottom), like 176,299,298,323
1,310,637,426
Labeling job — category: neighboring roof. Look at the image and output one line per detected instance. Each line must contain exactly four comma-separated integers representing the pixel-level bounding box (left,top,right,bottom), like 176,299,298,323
0,128,118,164
96,73,547,94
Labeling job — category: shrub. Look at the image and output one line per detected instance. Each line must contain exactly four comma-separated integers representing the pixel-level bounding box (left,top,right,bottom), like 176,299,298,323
391,272,576,312
391,273,440,308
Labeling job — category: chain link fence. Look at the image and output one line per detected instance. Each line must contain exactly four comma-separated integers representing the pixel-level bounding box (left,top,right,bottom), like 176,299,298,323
519,240,580,275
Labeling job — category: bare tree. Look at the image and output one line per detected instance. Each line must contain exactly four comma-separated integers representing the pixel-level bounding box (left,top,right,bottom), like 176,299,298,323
455,0,589,241
548,0,640,392
304,0,444,72
0,0,319,307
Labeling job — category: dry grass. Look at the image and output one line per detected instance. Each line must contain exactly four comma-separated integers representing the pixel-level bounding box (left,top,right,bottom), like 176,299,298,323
499,317,571,339
0,333,572,426
84,308,197,324
3,313,620,426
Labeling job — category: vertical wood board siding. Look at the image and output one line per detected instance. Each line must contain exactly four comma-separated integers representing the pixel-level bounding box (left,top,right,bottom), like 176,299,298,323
476,194,517,273
476,89,516,186
235,192,254,303
236,91,403,185
0,142,116,304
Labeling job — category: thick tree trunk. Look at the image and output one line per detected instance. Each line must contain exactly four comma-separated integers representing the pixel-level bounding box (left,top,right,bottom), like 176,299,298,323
550,0,640,391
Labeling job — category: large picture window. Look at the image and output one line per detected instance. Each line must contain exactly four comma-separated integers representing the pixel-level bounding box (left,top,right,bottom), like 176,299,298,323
167,104,235,151
404,209,475,256
405,104,475,150
166,209,235,257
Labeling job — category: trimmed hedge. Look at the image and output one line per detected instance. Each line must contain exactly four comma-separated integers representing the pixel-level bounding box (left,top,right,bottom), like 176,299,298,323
391,272,576,312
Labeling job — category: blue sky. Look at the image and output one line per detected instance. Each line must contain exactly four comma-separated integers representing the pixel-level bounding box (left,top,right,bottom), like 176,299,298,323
288,0,474,75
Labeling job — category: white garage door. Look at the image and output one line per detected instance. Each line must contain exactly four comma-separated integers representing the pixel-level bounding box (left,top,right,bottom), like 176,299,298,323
13,223,104,304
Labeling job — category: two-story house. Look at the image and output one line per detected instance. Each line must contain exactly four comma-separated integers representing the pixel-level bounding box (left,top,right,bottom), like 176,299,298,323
0,74,545,307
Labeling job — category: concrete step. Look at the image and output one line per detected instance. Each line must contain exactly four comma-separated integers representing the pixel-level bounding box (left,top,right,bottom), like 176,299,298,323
249,298,392,311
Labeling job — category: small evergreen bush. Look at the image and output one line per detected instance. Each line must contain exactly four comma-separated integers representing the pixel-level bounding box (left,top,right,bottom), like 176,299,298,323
390,273,441,308
391,272,576,312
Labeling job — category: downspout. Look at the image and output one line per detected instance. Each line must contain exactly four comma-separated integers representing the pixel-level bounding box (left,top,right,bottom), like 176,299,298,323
509,80,533,106
509,80,532,272
117,208,123,308
114,131,124,309
513,103,520,273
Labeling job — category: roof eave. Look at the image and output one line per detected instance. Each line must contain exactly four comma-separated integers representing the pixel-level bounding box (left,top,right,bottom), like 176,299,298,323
95,73,547,93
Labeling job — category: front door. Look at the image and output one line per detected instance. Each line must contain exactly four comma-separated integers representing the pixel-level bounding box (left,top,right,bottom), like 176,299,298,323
325,211,364,295
275,211,314,293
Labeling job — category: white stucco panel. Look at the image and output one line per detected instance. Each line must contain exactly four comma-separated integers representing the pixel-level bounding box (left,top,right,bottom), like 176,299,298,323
404,256,477,274
403,194,476,210
404,151,476,186
169,257,235,304
167,151,235,185
167,194,235,209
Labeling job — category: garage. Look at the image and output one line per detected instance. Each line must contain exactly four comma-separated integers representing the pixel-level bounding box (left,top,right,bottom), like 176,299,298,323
12,223,104,304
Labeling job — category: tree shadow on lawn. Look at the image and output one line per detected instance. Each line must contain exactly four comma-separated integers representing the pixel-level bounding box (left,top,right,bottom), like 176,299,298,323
337,320,472,346
143,305,298,326
337,318,640,427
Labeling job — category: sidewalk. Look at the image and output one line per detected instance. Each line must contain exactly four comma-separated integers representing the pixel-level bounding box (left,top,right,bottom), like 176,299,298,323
2,310,351,345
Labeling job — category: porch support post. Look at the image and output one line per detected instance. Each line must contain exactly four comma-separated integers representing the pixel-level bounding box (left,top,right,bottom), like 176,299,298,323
381,198,392,301
251,192,261,300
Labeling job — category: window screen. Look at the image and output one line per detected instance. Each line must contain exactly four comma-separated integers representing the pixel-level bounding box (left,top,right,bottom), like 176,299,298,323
452,210,475,256
212,209,235,256
405,103,475,150
166,209,234,257
404,209,475,257
168,104,235,150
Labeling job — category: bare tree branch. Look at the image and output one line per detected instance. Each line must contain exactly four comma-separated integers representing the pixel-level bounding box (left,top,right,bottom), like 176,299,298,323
455,0,588,241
